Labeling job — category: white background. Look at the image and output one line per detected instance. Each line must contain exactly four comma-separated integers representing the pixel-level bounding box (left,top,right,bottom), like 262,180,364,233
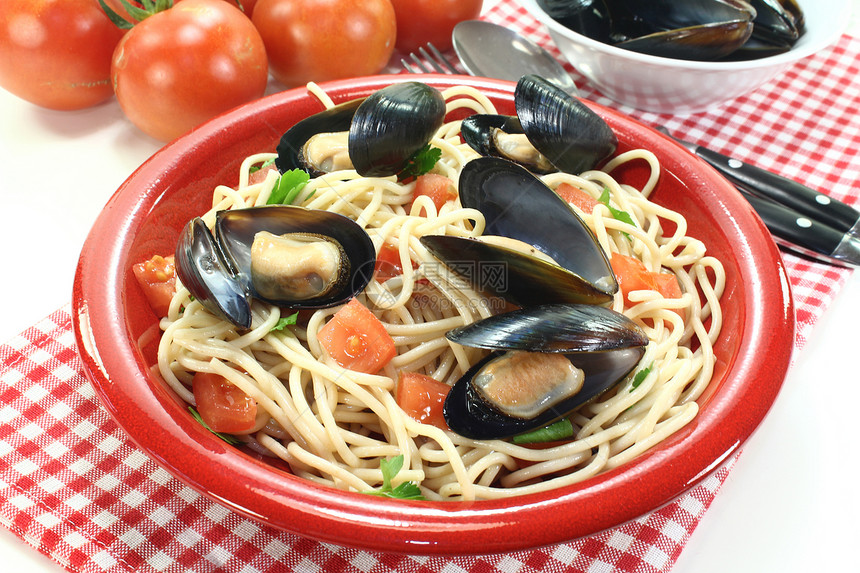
1,1,859,571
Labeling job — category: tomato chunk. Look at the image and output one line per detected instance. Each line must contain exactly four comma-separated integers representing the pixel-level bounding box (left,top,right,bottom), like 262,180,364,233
192,372,257,434
396,371,450,430
132,254,177,317
318,299,397,374
374,242,417,281
408,174,457,217
610,253,683,309
555,182,601,214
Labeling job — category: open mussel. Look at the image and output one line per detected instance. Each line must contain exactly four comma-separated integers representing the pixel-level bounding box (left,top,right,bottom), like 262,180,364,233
420,156,618,307
461,75,617,175
175,205,376,329
443,304,648,439
276,82,445,178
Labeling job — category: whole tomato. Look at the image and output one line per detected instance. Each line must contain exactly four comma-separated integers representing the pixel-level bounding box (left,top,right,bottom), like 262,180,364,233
0,0,125,110
111,0,268,141
252,0,396,88
389,0,483,53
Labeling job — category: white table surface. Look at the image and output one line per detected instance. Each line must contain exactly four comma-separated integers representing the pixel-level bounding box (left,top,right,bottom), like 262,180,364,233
2,3,859,571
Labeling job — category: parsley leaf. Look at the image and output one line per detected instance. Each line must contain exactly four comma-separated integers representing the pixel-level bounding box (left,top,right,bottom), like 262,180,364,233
188,407,242,445
250,157,276,175
267,169,310,205
365,455,424,500
598,187,636,239
269,312,299,332
629,364,653,392
397,144,442,182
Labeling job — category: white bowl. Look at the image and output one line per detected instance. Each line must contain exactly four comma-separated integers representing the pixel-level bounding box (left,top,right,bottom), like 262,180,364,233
517,0,851,113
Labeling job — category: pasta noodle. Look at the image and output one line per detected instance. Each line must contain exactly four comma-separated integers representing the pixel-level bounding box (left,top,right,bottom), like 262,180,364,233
155,83,725,501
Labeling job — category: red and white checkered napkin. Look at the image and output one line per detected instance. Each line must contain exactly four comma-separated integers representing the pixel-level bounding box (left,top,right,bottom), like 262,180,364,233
2,3,859,572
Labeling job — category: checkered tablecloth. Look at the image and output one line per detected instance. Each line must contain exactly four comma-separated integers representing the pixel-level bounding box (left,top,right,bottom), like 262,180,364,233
1,1,858,572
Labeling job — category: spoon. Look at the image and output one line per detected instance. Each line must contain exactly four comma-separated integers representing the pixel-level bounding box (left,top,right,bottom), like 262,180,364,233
452,20,579,96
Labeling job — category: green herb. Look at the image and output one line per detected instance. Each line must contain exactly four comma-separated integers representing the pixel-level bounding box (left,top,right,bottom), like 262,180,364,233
249,157,277,175
629,364,653,392
397,145,442,182
188,407,242,445
598,187,636,239
267,169,310,205
269,312,299,332
512,418,574,444
365,455,424,500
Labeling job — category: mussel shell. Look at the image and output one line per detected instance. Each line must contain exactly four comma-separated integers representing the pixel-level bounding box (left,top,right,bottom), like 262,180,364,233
456,156,618,301
215,205,376,309
460,114,556,173
275,98,364,176
443,304,648,440
175,217,253,329
420,235,613,306
537,0,614,44
348,82,446,177
617,20,754,60
745,0,803,46
514,75,617,175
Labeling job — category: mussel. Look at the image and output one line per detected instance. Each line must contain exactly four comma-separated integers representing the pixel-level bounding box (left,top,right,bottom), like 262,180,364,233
420,156,618,307
538,0,805,61
461,75,617,175
175,205,376,328
275,82,446,178
443,304,648,439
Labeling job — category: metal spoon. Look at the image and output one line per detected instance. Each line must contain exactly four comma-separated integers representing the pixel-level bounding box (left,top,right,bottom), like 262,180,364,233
452,20,579,96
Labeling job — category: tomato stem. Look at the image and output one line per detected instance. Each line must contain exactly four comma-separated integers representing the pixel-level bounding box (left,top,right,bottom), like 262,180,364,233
98,0,175,29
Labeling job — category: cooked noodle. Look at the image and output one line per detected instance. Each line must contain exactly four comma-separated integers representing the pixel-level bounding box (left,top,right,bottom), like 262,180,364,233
156,83,725,501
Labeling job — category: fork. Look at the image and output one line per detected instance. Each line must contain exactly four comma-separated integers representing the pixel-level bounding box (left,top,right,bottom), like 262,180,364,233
401,43,461,75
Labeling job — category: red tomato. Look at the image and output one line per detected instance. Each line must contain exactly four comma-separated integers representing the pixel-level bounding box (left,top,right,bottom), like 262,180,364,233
374,242,405,281
610,253,683,306
408,174,457,217
389,0,483,53
111,0,268,141
132,254,177,317
555,182,601,214
192,372,258,433
317,299,397,374
396,371,450,430
0,0,125,110
251,0,396,88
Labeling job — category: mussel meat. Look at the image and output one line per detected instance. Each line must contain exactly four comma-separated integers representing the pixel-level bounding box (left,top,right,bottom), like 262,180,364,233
443,303,649,439
175,205,376,328
461,75,617,175
276,82,446,178
420,156,618,307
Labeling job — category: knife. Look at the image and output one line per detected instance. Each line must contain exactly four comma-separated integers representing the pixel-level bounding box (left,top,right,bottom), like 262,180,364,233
658,128,860,267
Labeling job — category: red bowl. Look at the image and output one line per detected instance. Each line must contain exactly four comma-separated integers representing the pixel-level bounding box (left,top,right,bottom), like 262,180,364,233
72,75,794,555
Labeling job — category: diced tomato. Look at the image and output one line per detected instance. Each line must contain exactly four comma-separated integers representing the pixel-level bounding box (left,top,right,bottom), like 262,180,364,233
555,182,601,214
192,372,258,434
395,371,450,430
610,253,683,318
317,299,397,374
247,162,279,186
374,241,418,281
408,173,457,217
132,254,177,317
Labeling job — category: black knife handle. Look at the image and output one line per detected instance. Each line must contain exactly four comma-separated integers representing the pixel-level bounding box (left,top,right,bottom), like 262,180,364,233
694,146,860,234
738,187,845,255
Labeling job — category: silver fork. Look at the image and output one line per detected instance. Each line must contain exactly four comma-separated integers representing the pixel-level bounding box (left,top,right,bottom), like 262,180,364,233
401,43,460,74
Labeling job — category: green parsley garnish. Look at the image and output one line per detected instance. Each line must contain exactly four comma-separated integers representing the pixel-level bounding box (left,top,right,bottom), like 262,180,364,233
512,417,574,444
630,364,653,392
188,406,242,445
598,187,637,239
269,312,299,332
267,168,311,205
249,157,276,175
365,455,424,500
397,144,442,182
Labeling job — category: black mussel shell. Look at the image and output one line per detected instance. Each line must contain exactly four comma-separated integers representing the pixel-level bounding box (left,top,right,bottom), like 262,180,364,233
537,0,614,44
460,114,558,174
617,20,754,60
215,205,376,310
443,304,648,440
455,156,618,302
175,217,253,329
275,98,364,176
514,75,617,175
348,82,446,177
